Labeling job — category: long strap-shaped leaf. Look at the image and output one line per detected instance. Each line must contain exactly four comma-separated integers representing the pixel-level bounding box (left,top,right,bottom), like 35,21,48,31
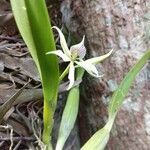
81,50,150,150
56,87,80,150
56,68,84,150
109,50,150,116
10,0,59,147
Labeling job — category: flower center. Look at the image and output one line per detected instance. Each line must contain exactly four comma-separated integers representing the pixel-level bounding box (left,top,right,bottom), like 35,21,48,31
71,50,78,61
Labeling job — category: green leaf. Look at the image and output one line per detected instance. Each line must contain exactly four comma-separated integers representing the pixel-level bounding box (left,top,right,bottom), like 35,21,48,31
56,68,84,150
81,116,115,150
10,0,59,147
109,50,150,116
82,50,150,150
56,87,79,150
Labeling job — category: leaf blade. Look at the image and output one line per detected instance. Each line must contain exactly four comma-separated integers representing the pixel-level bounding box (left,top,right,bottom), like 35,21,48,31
82,50,150,149
56,68,84,150
109,50,150,116
56,87,80,150
10,0,59,146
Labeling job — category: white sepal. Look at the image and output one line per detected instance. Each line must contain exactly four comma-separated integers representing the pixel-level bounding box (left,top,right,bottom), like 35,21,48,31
67,62,75,90
52,26,71,57
47,50,70,62
75,61,102,78
86,50,113,64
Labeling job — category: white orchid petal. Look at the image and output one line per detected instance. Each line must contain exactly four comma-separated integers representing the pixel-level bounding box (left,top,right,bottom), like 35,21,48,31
52,26,71,57
47,50,70,62
67,62,75,90
75,61,101,78
86,49,113,64
70,36,86,59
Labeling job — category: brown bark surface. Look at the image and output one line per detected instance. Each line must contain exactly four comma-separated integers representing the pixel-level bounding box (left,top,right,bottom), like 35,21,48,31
61,0,150,149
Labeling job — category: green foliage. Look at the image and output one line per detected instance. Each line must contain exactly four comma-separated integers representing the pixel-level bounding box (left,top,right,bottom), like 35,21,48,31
11,1,150,150
82,50,150,150
81,117,115,150
109,50,150,116
56,87,80,150
10,0,59,148
56,68,84,150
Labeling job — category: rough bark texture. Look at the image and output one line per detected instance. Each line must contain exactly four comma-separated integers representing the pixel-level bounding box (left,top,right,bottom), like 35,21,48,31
61,0,150,149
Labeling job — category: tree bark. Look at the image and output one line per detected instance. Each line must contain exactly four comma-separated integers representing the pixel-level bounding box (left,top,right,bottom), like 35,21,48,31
61,0,150,149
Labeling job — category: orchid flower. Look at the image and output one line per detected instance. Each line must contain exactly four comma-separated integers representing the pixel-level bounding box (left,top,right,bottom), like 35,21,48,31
47,26,113,90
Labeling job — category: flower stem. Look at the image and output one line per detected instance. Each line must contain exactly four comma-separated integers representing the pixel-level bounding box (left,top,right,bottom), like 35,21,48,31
59,63,70,82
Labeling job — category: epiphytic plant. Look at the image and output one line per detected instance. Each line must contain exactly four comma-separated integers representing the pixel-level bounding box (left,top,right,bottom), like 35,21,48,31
10,0,150,150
